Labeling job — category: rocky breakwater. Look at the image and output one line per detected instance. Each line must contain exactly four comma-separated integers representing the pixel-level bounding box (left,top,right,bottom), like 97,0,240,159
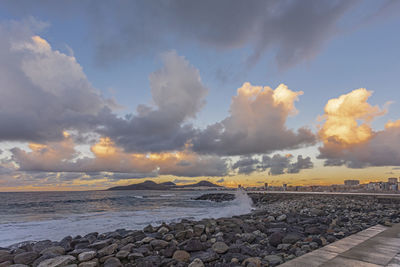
1,194,400,267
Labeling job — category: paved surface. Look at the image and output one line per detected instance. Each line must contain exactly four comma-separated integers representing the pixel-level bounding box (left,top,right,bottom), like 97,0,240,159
279,223,400,266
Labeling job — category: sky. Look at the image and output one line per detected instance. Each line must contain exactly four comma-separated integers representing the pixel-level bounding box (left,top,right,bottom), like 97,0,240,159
0,0,400,191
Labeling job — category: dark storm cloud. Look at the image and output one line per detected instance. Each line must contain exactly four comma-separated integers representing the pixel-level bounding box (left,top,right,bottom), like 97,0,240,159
231,154,313,175
261,154,313,175
1,0,361,69
232,156,260,174
287,155,313,173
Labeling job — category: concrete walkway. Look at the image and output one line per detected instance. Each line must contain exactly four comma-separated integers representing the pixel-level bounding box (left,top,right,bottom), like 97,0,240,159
279,223,400,266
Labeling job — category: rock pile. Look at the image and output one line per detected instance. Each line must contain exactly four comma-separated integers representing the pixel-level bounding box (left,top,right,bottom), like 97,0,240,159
1,194,399,267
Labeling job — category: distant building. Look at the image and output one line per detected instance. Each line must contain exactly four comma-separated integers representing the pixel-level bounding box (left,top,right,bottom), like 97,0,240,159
344,180,360,186
264,183,268,190
388,177,398,184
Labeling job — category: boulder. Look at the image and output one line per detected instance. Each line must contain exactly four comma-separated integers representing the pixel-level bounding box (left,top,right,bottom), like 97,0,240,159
211,242,228,254
40,247,65,256
37,255,76,267
77,251,96,262
33,241,54,253
14,252,39,265
188,258,204,267
184,239,204,252
103,257,121,267
282,233,301,244
149,240,169,250
97,244,118,258
264,255,282,266
242,257,261,267
172,250,190,263
78,260,98,267
268,232,284,247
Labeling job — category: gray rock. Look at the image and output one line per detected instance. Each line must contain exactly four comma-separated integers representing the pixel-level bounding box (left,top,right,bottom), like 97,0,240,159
103,257,121,267
157,226,169,235
242,257,261,267
127,252,143,261
276,214,287,222
172,250,190,263
14,252,39,265
188,258,204,267
33,241,54,253
88,240,112,250
40,247,65,256
282,233,301,244
268,232,284,247
0,261,12,267
193,225,205,236
115,250,129,259
190,251,219,263
149,239,169,250
77,251,96,262
0,251,14,263
264,255,283,266
163,234,174,242
211,242,228,254
78,260,98,267
241,233,256,243
277,243,291,251
97,243,117,258
184,239,204,252
37,255,76,267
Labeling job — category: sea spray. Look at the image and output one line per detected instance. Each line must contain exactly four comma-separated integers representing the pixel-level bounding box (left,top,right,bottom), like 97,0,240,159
214,189,254,218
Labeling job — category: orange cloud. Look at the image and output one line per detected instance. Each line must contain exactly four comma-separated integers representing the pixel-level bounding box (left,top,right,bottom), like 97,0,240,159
318,88,386,147
318,89,400,168
11,135,227,177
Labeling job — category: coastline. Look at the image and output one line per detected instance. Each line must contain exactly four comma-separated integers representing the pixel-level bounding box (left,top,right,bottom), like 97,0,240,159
1,193,399,267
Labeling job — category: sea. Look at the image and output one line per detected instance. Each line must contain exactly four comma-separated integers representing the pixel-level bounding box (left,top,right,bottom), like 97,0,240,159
0,190,253,247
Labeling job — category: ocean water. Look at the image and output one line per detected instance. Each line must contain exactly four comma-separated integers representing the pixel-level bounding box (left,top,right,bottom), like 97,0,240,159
0,190,253,247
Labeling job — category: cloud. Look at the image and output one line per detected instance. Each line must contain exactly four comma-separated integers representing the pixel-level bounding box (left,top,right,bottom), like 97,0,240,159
192,82,315,155
2,0,363,69
11,135,228,178
287,155,313,173
172,178,196,184
99,51,207,153
318,89,400,167
216,178,224,183
260,154,291,175
0,19,116,143
232,156,260,174
231,153,313,175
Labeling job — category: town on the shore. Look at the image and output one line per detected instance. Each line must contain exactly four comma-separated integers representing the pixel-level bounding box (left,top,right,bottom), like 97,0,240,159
240,177,400,193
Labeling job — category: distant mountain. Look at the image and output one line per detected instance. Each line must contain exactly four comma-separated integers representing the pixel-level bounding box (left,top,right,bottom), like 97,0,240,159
179,180,222,188
160,181,176,186
107,180,221,190
107,180,169,190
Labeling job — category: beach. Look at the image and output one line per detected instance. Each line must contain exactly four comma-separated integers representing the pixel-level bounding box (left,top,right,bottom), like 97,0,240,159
1,191,400,266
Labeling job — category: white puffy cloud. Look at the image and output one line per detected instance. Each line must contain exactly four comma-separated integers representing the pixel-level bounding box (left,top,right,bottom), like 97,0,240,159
192,82,315,155
0,20,116,142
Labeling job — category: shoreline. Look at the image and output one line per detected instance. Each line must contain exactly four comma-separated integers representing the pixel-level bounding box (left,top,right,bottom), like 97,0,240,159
1,193,400,267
